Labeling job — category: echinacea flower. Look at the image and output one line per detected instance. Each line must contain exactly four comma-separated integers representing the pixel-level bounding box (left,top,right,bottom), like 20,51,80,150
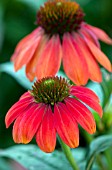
5,76,102,152
11,0,112,85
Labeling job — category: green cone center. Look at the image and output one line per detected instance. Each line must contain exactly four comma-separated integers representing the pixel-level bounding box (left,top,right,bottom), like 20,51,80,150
31,76,70,106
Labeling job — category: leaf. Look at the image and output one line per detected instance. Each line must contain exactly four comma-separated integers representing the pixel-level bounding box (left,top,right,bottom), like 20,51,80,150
0,62,33,89
0,158,13,170
87,81,104,106
100,69,112,108
86,135,112,170
0,145,86,170
87,68,112,108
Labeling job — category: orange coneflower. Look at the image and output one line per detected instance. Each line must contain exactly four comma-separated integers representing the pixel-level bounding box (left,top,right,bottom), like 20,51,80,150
12,0,112,85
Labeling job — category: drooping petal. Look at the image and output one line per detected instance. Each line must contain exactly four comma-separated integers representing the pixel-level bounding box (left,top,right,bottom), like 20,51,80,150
70,86,103,117
12,103,40,143
74,33,102,82
62,32,88,85
35,34,62,79
86,24,112,44
54,103,79,148
65,97,96,134
80,29,111,72
13,103,45,144
5,93,34,128
71,33,89,82
81,23,100,48
12,28,42,58
25,34,49,81
70,86,100,102
36,105,56,153
12,27,44,71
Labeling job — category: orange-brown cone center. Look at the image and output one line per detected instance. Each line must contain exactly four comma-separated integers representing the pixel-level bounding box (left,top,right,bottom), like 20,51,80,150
37,0,84,36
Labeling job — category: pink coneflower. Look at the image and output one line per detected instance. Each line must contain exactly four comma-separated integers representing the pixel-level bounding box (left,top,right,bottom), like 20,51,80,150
5,76,102,153
11,0,112,85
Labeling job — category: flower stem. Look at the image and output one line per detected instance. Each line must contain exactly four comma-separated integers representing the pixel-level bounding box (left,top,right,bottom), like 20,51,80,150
58,137,79,170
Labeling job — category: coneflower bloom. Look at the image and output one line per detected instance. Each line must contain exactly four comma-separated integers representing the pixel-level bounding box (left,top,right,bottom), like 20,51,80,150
5,76,102,153
11,0,112,85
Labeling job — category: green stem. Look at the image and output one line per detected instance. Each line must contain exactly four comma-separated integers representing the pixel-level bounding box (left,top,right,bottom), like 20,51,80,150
97,155,106,170
82,131,105,170
104,149,112,170
58,137,79,170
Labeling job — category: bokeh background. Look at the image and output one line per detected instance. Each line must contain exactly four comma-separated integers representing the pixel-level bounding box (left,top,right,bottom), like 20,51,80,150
0,0,112,167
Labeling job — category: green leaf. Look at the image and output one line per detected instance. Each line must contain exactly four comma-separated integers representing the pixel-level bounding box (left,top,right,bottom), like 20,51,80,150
100,69,112,108
0,158,13,170
87,68,112,108
0,145,86,170
0,62,33,89
86,135,112,170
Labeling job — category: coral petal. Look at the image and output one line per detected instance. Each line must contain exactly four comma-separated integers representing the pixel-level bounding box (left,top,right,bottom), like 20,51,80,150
87,24,112,44
81,23,100,48
35,35,62,79
12,27,44,71
54,103,79,148
62,33,88,85
74,33,102,82
65,97,96,134
81,31,111,72
25,34,49,81
36,105,56,153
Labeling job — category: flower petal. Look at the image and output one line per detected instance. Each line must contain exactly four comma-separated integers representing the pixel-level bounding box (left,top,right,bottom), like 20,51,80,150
13,104,45,144
74,33,102,82
12,27,44,71
70,86,100,102
12,104,38,143
86,24,112,44
36,105,56,153
19,92,32,100
5,93,34,128
65,97,96,134
62,32,88,85
54,103,79,148
70,86,103,117
25,34,49,81
80,29,111,72
81,23,100,48
35,34,62,79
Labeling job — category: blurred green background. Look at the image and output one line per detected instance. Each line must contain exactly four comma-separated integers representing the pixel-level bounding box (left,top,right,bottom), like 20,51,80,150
0,0,112,149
